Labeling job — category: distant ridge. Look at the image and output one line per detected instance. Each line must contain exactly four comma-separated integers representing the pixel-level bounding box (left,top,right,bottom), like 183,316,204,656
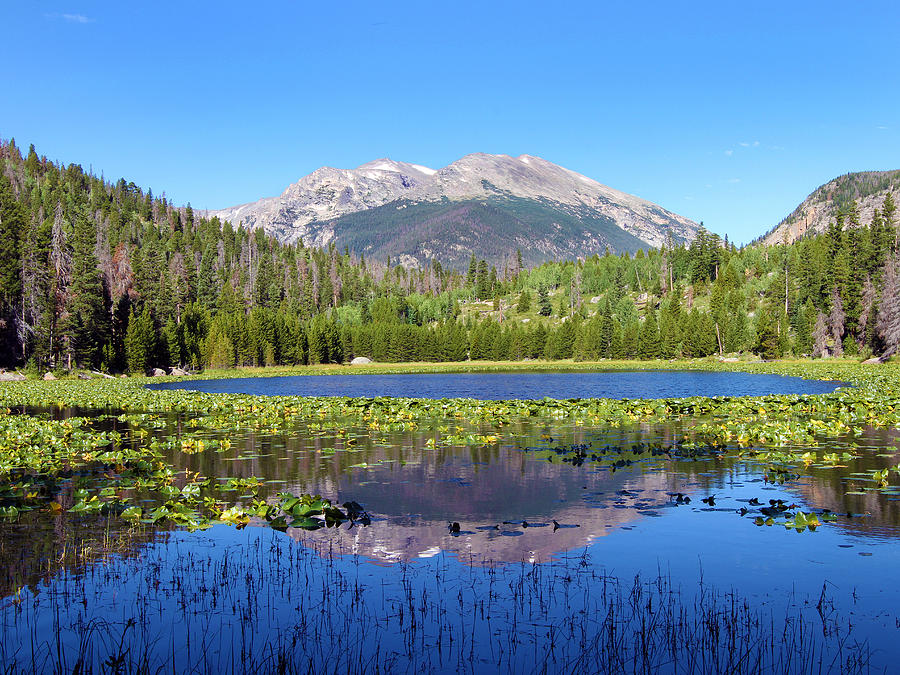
761,170,900,246
208,153,700,267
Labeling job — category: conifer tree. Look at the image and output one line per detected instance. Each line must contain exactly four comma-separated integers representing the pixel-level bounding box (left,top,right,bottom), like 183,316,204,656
61,212,107,368
0,176,24,365
125,305,156,373
793,300,815,356
753,307,780,360
0,176,23,309
537,287,552,316
163,318,181,367
638,311,661,359
475,259,489,299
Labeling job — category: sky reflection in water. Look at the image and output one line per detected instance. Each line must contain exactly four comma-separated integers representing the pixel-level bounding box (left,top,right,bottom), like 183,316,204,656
3,373,898,672
149,370,847,400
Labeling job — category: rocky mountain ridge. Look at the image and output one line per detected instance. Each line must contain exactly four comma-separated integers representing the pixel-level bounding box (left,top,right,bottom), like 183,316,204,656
762,170,900,246
208,153,700,267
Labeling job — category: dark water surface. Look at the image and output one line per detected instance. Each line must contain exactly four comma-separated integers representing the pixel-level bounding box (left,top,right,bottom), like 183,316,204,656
149,369,847,399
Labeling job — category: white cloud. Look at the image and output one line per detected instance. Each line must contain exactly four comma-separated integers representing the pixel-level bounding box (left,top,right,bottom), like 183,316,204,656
45,13,94,24
727,178,741,184
877,125,889,130
725,140,764,156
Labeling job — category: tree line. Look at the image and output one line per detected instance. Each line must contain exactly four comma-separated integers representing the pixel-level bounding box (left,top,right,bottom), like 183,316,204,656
1,138,899,373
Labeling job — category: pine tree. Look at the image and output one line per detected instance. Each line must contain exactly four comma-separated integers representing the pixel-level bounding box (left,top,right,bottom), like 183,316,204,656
793,300,815,356
61,212,107,368
475,259,489,299
638,311,661,359
537,287,552,316
753,307,780,360
125,305,156,373
0,176,24,365
163,318,181,367
0,176,23,309
466,254,477,287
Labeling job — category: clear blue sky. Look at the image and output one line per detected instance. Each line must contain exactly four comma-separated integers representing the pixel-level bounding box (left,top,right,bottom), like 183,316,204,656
4,1,899,244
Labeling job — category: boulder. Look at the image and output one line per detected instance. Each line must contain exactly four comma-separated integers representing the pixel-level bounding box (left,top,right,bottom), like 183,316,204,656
77,372,94,379
43,372,56,380
0,371,26,381
169,367,189,377
350,356,373,365
149,368,167,377
863,356,888,365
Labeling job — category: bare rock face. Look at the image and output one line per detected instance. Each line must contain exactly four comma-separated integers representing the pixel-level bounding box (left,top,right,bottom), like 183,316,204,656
207,153,700,266
149,368,167,377
350,356,373,365
212,160,436,249
43,372,56,380
762,171,900,246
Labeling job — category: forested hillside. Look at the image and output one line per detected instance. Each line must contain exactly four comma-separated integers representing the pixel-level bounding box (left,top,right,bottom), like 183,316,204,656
1,138,899,374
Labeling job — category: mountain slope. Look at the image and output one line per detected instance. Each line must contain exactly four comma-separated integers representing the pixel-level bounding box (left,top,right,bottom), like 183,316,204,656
762,170,900,246
209,153,699,266
323,195,650,268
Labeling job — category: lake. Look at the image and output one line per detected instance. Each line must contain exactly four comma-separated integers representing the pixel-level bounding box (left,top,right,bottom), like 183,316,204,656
148,369,847,399
0,369,893,674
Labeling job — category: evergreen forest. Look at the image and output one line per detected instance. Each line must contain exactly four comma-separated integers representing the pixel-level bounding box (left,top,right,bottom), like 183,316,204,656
2,138,899,374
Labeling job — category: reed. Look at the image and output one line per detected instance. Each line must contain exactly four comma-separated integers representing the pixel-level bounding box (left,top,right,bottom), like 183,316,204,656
0,528,871,674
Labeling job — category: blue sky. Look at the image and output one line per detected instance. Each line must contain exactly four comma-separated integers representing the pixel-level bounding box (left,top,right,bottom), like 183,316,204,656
3,1,899,243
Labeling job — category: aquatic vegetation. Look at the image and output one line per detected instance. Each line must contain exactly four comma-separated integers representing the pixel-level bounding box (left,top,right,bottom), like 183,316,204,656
0,359,899,530
0,410,371,532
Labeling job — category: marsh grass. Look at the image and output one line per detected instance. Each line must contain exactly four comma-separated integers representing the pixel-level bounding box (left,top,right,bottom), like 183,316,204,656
0,527,872,674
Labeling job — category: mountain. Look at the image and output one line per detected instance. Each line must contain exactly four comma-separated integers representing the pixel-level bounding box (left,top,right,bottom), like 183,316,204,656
761,170,900,246
209,153,700,267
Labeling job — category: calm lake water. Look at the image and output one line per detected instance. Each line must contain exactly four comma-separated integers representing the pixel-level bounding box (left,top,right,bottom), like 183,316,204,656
148,369,847,399
1,372,896,673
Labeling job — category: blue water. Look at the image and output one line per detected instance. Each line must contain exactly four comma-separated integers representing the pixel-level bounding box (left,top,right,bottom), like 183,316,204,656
149,370,846,400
